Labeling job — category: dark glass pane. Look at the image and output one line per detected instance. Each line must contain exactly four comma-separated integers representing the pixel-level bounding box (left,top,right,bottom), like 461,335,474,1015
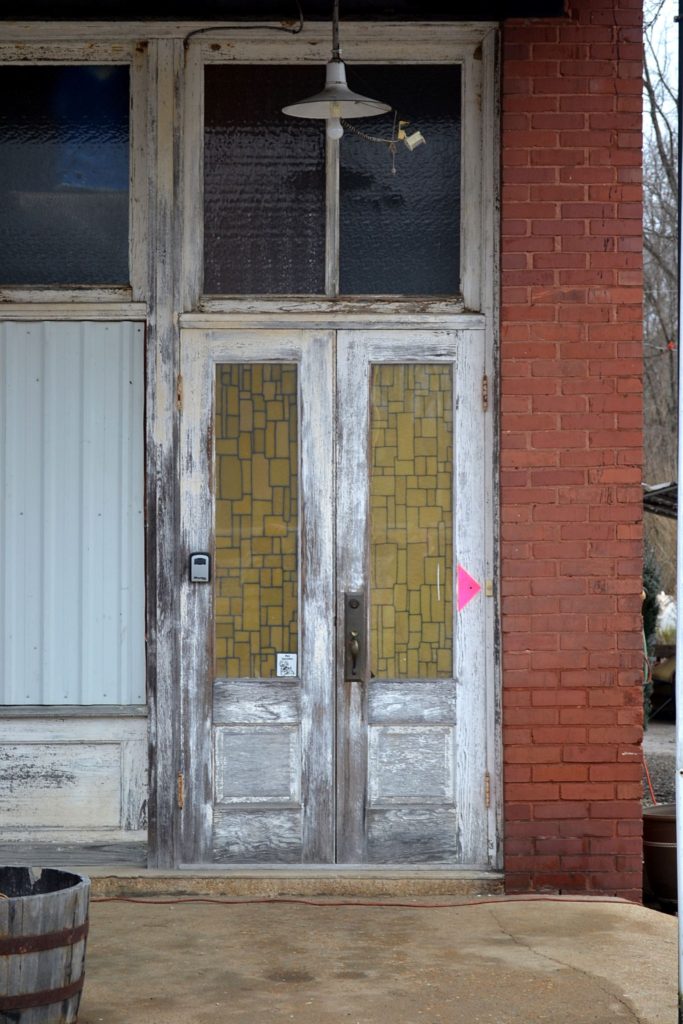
0,66,129,286
204,66,326,295
339,65,461,296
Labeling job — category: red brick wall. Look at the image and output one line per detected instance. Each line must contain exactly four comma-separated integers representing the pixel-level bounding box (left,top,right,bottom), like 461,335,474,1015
500,0,644,899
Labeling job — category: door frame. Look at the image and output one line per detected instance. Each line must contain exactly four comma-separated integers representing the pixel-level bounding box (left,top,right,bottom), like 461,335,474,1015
179,323,496,867
174,21,500,868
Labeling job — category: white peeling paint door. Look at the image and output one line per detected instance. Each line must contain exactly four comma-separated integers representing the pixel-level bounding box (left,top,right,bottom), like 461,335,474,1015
179,326,490,866
336,330,489,865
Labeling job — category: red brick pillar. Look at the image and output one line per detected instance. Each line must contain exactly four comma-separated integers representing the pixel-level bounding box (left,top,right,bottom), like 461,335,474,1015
500,0,644,899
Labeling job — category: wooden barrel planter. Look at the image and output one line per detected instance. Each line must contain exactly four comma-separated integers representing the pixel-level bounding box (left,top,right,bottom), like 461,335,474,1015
0,867,90,1023
643,804,677,906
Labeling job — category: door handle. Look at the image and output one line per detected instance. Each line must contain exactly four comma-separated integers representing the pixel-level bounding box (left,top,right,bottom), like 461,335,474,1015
344,592,365,682
349,631,360,675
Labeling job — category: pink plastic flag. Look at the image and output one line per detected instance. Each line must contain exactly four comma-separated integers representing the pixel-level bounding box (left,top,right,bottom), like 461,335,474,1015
457,564,481,612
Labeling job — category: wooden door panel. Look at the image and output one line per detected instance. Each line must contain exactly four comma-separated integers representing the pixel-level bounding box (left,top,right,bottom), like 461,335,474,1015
367,808,459,864
337,329,489,865
180,329,334,865
213,680,300,724
212,808,303,863
368,725,455,804
368,680,456,724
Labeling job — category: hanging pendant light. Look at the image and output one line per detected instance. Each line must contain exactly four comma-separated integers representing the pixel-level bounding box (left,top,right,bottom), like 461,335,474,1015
282,0,390,140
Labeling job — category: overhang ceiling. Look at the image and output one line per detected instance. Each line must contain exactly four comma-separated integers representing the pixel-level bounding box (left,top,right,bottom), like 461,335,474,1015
1,1,566,21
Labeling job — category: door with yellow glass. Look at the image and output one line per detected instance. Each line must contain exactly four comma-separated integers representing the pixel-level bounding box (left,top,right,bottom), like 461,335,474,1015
179,327,490,866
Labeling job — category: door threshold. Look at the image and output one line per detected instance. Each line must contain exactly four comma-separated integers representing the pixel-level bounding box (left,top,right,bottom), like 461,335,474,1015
81,865,503,899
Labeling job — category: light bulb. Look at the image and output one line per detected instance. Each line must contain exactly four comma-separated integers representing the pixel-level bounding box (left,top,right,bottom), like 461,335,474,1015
326,116,343,140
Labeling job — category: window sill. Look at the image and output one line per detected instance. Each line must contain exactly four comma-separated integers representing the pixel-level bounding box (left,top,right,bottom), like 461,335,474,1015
183,295,485,330
0,705,148,718
0,287,147,320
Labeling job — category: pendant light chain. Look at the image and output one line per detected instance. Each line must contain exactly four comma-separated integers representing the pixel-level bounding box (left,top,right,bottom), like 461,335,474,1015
341,112,400,173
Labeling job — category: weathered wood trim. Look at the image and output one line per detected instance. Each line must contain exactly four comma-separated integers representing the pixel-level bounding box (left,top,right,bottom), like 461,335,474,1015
0,22,497,47
181,36,204,312
0,39,136,59
299,332,336,861
130,42,151,303
481,26,502,871
335,332,370,863
0,705,148,718
144,38,184,869
452,331,489,865
0,839,147,867
0,294,139,309
187,301,475,322
0,718,148,742
179,331,218,865
460,46,483,310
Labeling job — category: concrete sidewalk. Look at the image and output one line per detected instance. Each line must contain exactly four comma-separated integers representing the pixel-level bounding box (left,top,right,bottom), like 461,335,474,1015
78,896,676,1024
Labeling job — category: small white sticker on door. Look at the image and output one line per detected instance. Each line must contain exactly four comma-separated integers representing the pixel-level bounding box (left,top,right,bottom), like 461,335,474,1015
276,653,297,677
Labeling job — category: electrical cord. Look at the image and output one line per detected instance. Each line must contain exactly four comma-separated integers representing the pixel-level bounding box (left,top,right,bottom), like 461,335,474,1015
184,0,303,47
91,894,636,908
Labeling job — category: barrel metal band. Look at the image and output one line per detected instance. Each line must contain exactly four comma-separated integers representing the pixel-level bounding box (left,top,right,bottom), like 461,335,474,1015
0,920,89,955
0,976,84,1011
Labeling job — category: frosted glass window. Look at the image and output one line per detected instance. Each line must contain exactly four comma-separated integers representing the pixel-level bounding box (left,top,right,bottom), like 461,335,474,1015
0,66,129,286
204,66,326,295
340,65,461,295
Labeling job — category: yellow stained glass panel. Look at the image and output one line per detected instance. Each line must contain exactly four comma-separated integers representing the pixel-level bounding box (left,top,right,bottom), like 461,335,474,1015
214,364,298,678
370,364,453,679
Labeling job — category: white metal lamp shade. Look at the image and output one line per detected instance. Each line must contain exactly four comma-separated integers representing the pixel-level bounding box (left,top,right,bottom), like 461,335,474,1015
283,59,391,139
282,0,391,140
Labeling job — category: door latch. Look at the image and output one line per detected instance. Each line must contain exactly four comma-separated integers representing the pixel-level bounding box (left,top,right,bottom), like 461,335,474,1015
344,592,366,682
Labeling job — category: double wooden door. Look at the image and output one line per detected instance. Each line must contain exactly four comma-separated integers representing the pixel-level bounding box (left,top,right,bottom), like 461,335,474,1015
179,327,491,866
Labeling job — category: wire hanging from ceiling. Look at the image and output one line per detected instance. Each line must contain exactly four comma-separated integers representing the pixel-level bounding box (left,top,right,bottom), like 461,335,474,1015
183,0,304,48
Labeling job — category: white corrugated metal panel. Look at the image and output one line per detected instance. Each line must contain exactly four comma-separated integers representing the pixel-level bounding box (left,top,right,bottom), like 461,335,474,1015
0,321,145,705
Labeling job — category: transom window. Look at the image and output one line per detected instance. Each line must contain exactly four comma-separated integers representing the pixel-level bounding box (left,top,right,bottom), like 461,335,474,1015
203,64,462,297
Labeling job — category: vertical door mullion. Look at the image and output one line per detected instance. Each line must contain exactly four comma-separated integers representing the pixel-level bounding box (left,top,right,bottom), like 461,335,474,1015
336,331,370,862
179,331,215,865
325,137,340,297
300,331,336,860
